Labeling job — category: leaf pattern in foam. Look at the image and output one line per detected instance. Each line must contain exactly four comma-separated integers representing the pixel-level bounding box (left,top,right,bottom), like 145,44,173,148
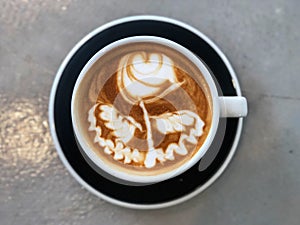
99,104,142,144
153,110,204,134
89,103,205,168
152,110,205,159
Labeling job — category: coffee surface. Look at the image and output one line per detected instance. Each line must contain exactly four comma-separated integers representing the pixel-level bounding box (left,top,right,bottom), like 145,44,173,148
74,42,212,176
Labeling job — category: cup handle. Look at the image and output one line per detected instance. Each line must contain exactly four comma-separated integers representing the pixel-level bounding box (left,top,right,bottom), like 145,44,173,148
218,96,248,118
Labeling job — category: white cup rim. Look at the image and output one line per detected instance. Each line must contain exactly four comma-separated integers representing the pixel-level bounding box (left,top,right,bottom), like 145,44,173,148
71,35,220,183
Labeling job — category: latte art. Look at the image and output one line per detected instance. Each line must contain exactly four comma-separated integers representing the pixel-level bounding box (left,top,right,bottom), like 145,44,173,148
117,52,182,104
88,103,205,168
88,51,206,168
74,42,212,176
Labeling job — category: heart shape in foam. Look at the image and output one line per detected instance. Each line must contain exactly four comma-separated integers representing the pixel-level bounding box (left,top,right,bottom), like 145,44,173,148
117,52,181,104
132,53,162,76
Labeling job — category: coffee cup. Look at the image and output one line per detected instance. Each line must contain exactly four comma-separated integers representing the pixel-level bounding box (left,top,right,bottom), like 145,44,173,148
71,36,247,184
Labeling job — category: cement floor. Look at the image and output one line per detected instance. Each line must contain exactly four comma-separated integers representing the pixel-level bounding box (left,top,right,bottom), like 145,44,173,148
0,1,299,224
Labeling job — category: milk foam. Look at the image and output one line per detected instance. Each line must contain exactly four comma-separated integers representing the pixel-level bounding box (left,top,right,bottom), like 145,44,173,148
88,104,204,168
117,52,180,104
87,51,206,169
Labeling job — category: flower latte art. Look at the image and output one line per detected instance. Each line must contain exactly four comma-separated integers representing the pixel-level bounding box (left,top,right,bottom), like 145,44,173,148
74,42,212,175
89,51,207,168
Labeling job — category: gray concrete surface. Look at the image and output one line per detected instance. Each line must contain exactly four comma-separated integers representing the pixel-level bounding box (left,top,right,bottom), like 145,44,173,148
1,0,299,224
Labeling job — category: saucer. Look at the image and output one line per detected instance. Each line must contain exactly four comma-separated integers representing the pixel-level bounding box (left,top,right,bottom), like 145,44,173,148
49,15,244,209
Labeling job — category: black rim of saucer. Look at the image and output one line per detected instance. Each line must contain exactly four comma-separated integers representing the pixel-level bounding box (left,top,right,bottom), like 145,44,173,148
53,20,238,205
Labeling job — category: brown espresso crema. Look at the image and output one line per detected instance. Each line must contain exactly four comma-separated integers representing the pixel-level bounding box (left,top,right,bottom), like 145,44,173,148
73,42,212,176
